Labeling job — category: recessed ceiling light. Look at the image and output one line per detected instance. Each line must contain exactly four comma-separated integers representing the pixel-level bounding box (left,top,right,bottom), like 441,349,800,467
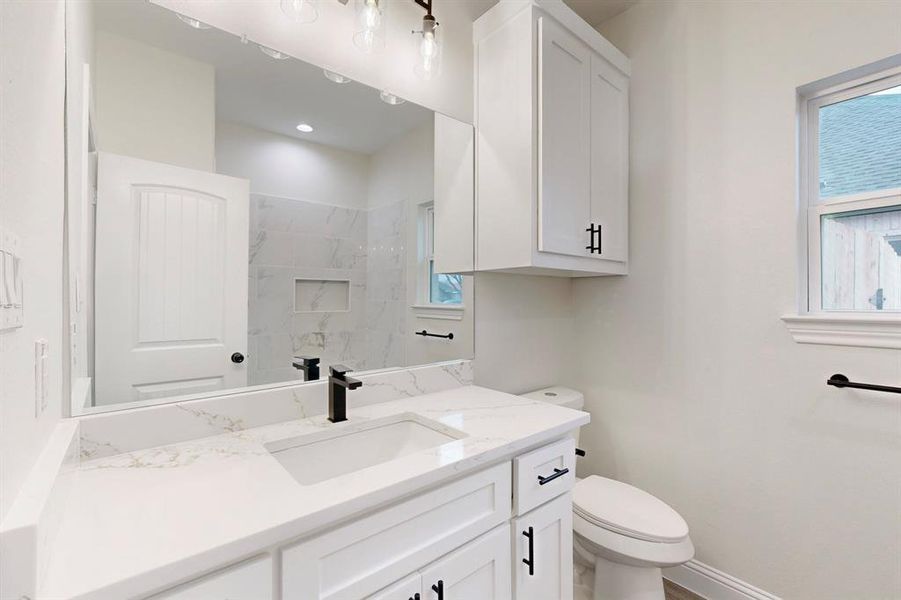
379,90,406,105
176,13,211,30
259,45,290,60
323,70,352,84
296,123,314,133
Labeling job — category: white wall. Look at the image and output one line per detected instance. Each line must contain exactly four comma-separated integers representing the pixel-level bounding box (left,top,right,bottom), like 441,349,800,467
216,120,370,208
151,0,486,124
0,0,66,520
573,2,901,598
473,273,575,394
94,31,216,171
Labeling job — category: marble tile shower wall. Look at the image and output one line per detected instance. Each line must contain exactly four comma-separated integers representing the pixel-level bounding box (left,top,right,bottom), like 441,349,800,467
249,194,368,385
366,200,408,370
248,195,408,384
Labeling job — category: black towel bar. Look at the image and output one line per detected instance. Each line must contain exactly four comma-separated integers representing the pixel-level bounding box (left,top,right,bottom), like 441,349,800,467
827,373,901,394
415,330,454,340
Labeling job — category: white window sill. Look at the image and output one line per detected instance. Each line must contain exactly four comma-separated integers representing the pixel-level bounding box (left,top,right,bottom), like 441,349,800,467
412,304,465,321
781,313,901,349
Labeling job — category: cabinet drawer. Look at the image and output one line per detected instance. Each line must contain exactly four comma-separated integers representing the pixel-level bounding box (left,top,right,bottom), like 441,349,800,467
514,438,575,515
282,462,512,600
148,555,272,600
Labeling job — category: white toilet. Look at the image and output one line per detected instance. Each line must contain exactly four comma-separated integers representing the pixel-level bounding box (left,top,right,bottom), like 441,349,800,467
520,387,694,600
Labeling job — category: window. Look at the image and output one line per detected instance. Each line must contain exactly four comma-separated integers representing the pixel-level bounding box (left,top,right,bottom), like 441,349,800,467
419,204,463,305
804,71,901,314
786,63,901,348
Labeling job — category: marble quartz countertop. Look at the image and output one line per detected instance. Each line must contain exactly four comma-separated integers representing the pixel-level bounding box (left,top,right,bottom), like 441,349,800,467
39,385,588,600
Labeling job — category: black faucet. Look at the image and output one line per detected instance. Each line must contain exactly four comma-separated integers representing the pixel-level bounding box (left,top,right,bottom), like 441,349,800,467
292,356,320,381
328,365,362,423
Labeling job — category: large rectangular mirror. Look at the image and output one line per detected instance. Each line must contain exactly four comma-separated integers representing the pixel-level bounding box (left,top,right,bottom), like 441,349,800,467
65,0,474,415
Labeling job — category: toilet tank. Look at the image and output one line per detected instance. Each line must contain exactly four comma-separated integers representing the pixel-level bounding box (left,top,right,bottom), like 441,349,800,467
520,386,585,447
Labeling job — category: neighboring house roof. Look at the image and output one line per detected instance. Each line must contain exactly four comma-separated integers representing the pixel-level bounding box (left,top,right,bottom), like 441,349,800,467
819,93,901,198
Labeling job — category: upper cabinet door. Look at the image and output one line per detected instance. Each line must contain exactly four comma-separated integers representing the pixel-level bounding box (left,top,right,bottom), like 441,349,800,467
589,54,629,263
537,17,592,259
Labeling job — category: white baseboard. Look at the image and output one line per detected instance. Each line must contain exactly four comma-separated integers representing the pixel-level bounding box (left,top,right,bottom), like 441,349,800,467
663,560,781,600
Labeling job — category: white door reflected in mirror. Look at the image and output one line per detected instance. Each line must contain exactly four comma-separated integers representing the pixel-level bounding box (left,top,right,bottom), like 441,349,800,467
93,153,250,406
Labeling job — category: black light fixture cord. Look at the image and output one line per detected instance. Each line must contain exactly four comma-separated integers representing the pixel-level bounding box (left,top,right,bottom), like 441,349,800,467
413,0,433,16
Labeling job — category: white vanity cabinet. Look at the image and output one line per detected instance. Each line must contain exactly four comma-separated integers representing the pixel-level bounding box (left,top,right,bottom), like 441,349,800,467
366,572,422,600
282,462,512,599
367,525,511,600
146,440,577,600
514,494,574,600
512,438,576,600
474,0,630,277
419,524,512,599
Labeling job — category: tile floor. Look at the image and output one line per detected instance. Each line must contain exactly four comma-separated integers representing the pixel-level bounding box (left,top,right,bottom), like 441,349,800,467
574,562,704,600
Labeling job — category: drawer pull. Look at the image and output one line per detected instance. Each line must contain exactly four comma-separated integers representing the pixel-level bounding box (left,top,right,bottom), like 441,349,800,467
537,467,569,486
431,580,444,599
409,594,421,600
522,526,535,576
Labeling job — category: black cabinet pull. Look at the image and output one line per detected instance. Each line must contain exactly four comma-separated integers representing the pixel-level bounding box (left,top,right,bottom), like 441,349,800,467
522,526,535,576
537,467,569,486
575,448,586,457
585,223,602,254
230,352,245,364
431,580,444,599
409,594,421,600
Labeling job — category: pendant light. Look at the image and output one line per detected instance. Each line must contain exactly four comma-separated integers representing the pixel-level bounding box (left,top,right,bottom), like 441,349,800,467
280,0,319,23
353,0,386,54
412,0,440,80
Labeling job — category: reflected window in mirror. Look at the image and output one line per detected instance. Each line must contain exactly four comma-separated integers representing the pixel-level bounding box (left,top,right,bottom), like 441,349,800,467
419,204,462,306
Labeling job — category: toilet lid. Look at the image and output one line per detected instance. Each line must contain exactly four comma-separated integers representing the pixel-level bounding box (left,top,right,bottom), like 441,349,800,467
573,476,689,543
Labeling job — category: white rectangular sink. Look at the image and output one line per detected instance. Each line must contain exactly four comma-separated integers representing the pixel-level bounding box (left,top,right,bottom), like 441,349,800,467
266,413,466,486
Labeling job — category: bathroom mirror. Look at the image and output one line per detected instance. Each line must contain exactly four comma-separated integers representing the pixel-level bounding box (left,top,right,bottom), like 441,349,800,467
64,0,474,415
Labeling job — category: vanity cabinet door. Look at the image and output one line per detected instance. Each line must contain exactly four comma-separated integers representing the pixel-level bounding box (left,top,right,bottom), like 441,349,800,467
367,573,422,600
420,524,511,600
513,494,573,600
282,463,511,600
148,555,272,600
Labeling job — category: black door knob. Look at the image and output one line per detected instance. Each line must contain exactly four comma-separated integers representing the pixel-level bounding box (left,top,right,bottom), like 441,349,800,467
231,352,245,364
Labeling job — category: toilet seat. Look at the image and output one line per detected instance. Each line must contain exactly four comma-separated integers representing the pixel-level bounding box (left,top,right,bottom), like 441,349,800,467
573,476,689,543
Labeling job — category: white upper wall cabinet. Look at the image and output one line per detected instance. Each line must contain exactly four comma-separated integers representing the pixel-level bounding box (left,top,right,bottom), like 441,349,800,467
538,17,592,259
474,0,630,277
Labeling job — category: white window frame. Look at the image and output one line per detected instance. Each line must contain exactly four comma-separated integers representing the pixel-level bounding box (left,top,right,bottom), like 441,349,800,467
417,203,436,305
414,202,464,316
784,62,901,348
